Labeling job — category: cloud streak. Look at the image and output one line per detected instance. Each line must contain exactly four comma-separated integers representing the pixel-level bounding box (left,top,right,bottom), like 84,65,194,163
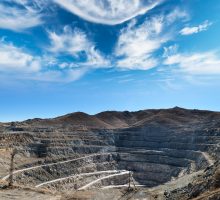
114,18,164,70
0,39,41,72
114,8,188,70
164,51,220,75
48,26,109,69
180,20,212,35
0,0,44,31
53,0,162,25
0,38,91,83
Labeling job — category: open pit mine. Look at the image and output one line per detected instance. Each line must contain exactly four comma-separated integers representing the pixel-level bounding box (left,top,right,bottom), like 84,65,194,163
0,107,220,200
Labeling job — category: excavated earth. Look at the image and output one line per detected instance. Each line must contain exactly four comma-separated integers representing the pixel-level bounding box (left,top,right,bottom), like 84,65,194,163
0,107,220,200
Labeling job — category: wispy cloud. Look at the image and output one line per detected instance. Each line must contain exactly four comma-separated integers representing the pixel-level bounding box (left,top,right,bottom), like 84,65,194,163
164,51,220,75
114,9,188,70
53,0,162,25
163,44,178,58
166,8,189,24
114,17,163,70
0,0,44,31
48,26,109,68
180,20,212,35
0,39,41,72
0,38,90,82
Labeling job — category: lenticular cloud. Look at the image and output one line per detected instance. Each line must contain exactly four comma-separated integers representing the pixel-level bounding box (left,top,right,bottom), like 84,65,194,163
54,0,162,25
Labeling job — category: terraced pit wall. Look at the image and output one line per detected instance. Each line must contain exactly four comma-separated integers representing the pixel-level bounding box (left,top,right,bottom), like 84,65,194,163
0,122,219,190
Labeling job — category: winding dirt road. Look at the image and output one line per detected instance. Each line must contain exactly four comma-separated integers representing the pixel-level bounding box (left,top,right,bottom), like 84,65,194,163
78,171,129,190
1,152,115,181
35,170,127,188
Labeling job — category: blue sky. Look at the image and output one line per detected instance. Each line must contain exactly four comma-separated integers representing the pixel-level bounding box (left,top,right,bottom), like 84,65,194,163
0,0,220,122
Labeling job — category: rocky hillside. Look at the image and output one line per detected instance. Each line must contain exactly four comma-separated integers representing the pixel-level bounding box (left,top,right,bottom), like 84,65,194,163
22,107,220,129
0,107,219,200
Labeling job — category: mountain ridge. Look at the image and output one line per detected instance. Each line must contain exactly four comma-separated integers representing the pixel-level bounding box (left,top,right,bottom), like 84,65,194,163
6,107,220,130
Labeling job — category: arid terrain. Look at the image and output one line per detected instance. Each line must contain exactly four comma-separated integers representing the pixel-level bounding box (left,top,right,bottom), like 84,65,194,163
0,107,220,200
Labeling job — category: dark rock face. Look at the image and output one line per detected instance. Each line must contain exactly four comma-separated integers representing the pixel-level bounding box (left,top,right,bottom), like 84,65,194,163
167,161,220,200
0,107,220,190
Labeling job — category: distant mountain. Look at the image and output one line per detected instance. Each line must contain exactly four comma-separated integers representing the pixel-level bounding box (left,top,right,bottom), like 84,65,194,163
18,107,220,130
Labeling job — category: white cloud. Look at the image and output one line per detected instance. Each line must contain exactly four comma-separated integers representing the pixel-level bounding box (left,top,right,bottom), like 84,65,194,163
53,0,162,25
113,8,190,71
0,39,89,82
0,40,41,72
180,20,212,35
48,26,109,68
0,0,44,31
49,26,90,55
114,17,167,70
164,51,220,75
163,44,178,58
0,24,111,83
166,8,189,24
